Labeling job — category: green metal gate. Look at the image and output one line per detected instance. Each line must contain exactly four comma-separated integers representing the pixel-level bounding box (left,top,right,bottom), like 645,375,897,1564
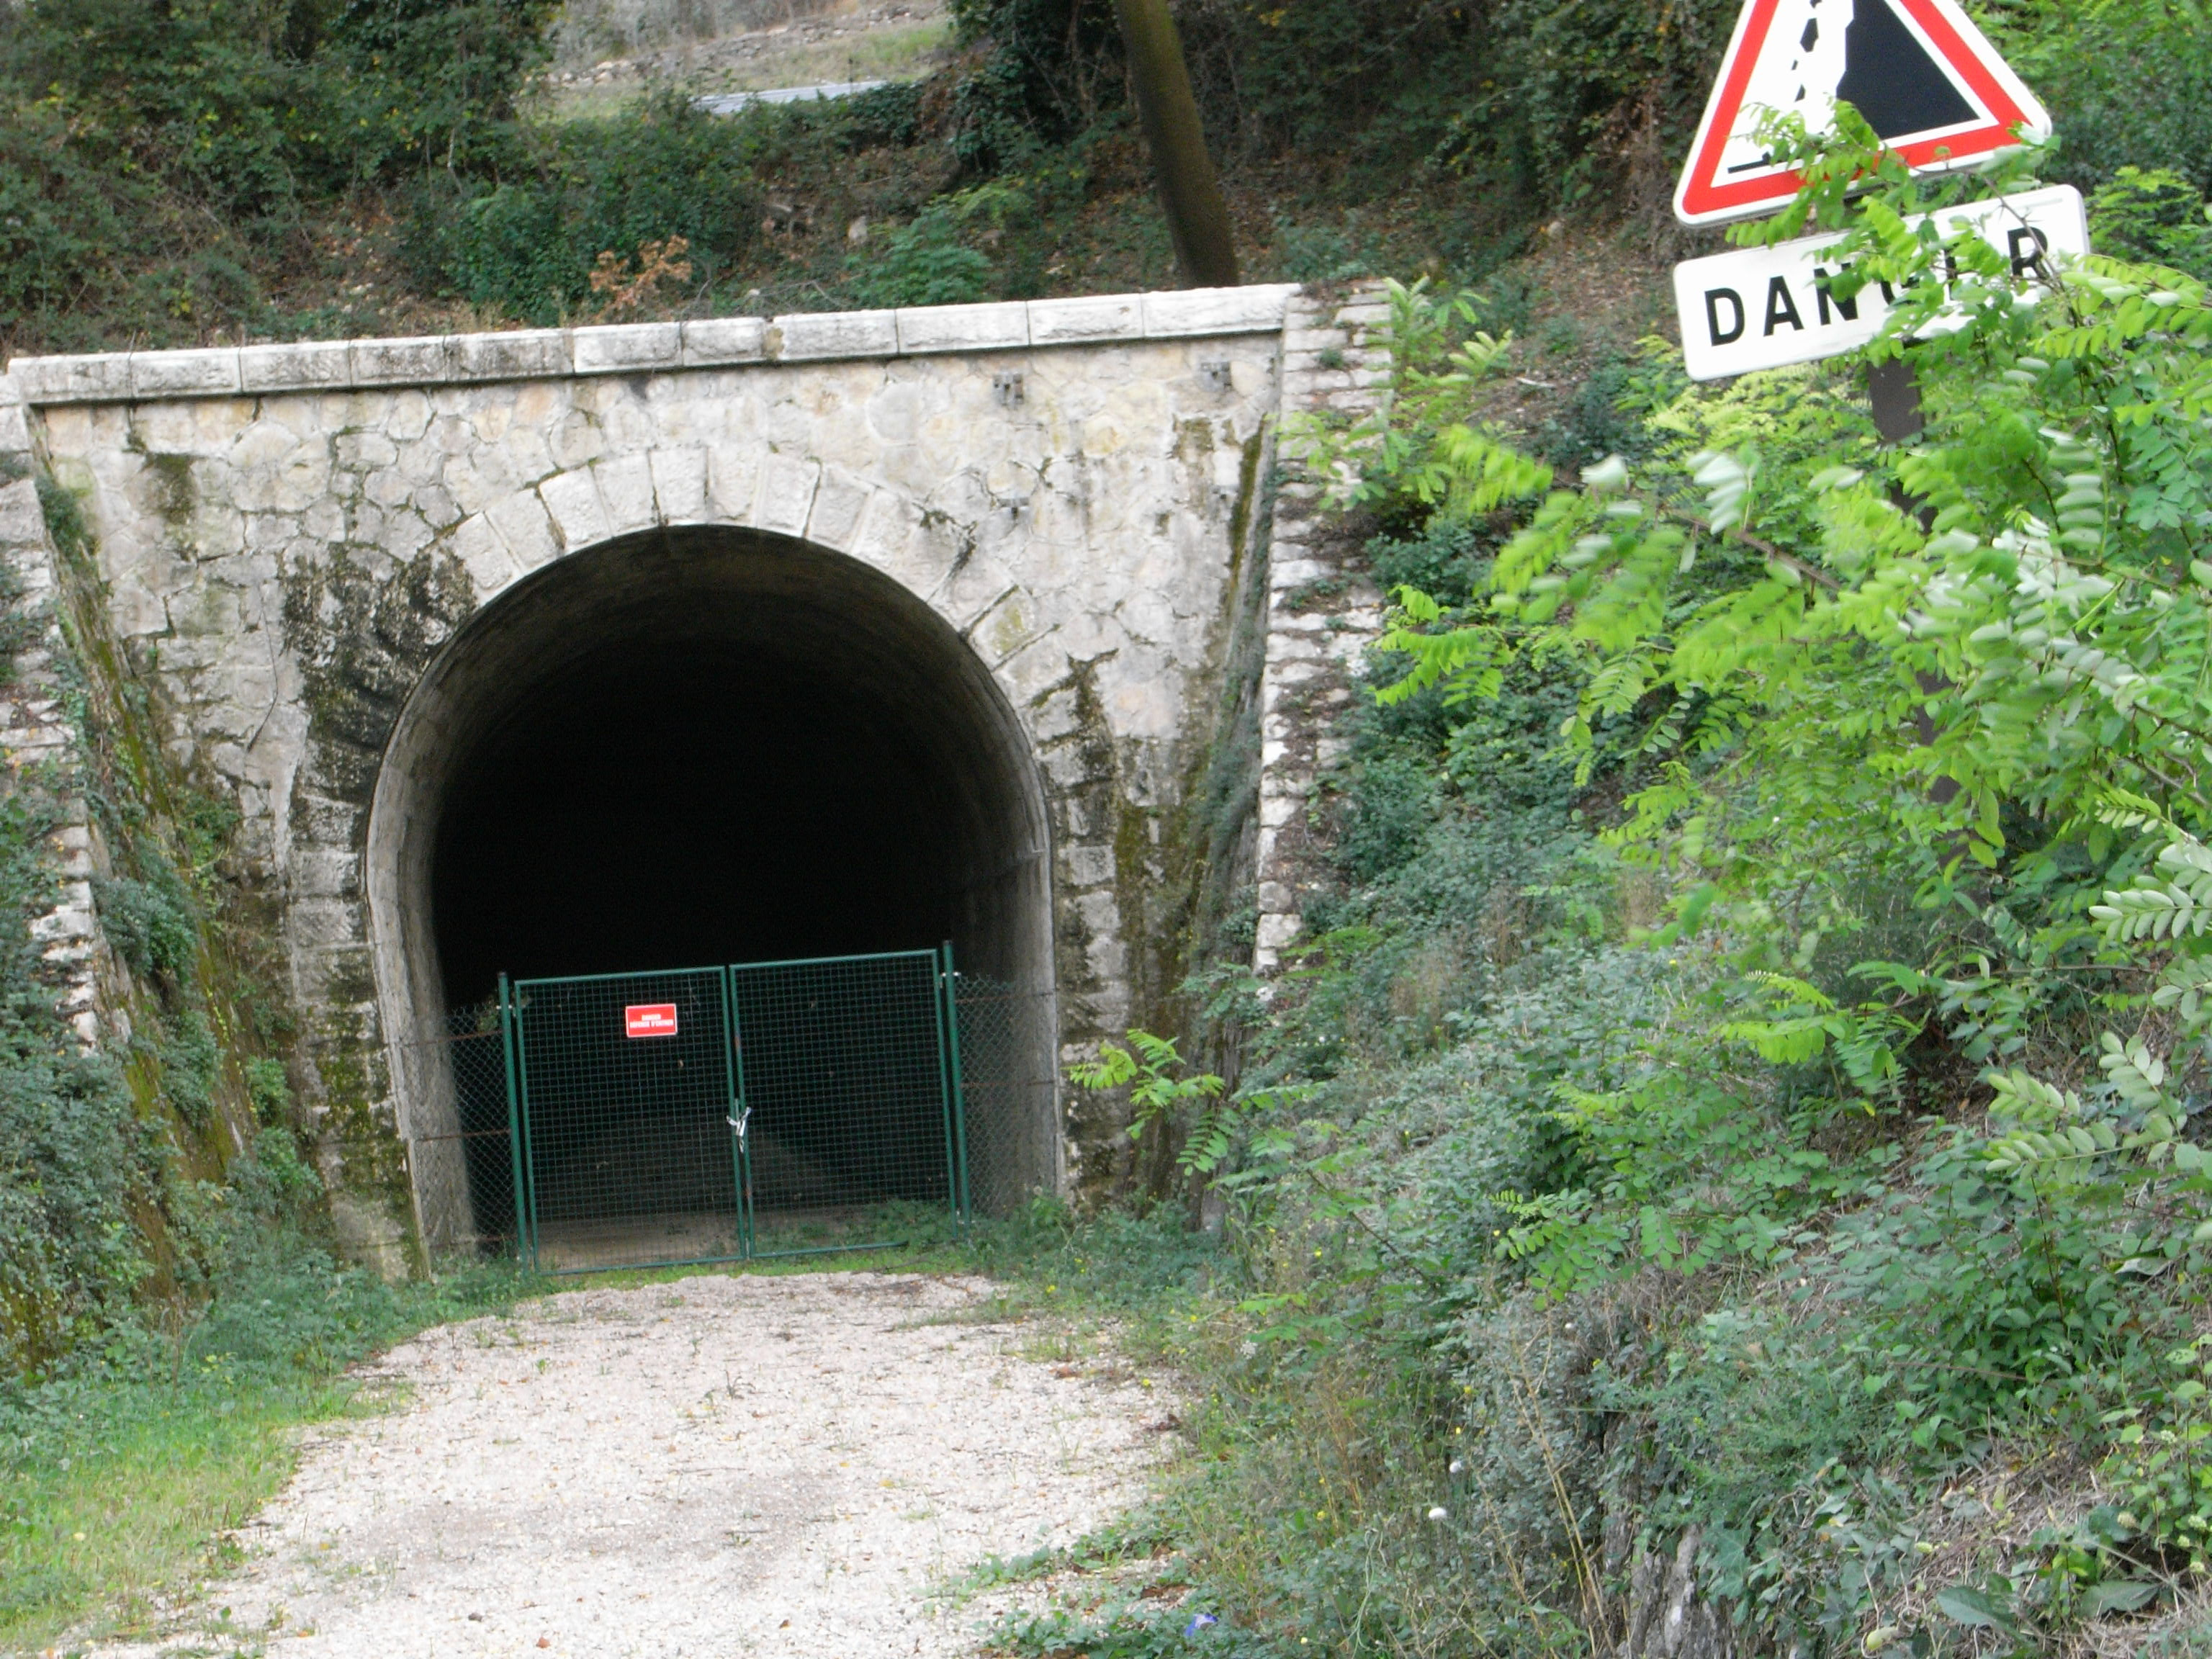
496,945,970,1273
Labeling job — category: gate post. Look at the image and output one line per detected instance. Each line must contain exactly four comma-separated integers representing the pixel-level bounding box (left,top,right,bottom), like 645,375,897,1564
720,965,751,1262
498,973,532,1269
939,943,971,1224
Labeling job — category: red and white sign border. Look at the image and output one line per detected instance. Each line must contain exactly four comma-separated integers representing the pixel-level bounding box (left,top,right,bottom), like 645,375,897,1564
1673,0,2052,228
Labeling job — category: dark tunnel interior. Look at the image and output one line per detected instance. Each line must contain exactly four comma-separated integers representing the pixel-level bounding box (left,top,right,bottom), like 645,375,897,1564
432,637,967,1002
416,529,1046,1008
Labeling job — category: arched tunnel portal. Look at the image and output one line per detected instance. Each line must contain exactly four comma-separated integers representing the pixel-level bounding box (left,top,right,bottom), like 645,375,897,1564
366,526,1058,1253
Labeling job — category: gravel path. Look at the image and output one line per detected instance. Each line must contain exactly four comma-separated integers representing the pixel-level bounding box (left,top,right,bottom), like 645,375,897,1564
100,1272,1169,1658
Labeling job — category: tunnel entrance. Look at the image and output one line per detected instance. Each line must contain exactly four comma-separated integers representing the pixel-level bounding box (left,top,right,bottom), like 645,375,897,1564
367,527,1058,1257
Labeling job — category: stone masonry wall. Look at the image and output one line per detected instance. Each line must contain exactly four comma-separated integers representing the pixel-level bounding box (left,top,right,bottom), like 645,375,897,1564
9,286,1298,1259
0,381,103,1044
1253,284,1393,974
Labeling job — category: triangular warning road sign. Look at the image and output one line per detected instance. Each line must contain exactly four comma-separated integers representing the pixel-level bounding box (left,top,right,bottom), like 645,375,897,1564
1673,0,2050,226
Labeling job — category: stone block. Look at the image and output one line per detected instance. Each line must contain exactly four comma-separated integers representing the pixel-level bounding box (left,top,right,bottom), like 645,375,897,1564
1142,284,1298,338
1256,912,1303,950
125,349,241,399
289,898,364,948
1028,294,1143,345
804,467,873,551
1064,844,1114,886
649,447,709,525
772,310,896,361
351,336,459,387
681,315,768,367
845,490,929,582
240,341,352,395
571,323,680,374
487,490,560,575
295,847,360,899
537,469,608,552
753,453,819,536
449,513,519,599
706,446,762,523
1269,558,1332,590
894,302,1030,355
11,354,132,403
0,404,27,454
0,478,42,545
458,330,571,381
593,454,657,535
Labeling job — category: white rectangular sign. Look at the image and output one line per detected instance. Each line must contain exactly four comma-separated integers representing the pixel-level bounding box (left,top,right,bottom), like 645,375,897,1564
1672,184,2088,380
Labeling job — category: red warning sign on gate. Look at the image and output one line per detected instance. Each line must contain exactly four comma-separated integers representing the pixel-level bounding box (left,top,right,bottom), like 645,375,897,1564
625,1003,679,1038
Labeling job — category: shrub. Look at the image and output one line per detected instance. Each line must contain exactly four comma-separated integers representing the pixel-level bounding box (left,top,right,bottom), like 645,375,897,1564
419,92,757,323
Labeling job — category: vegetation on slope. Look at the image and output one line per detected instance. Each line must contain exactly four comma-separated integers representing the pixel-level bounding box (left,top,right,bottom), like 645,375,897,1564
9,0,2199,359
986,133,2212,1656
4,0,2212,1653
1,472,536,1647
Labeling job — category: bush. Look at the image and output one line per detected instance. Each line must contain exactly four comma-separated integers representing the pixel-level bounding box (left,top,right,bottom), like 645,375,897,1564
418,92,757,323
2088,166,2212,282
843,181,1030,310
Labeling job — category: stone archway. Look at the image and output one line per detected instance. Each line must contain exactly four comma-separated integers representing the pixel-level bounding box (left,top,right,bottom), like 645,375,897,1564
365,523,1058,1251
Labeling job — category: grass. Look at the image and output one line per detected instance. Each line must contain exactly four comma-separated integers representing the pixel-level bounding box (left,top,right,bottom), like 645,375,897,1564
0,1259,537,1653
4,1376,379,1650
3,1200,1325,1657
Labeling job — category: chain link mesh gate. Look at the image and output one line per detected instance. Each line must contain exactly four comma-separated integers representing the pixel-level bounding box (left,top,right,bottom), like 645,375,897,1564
492,946,974,1273
511,966,742,1272
397,1002,523,1259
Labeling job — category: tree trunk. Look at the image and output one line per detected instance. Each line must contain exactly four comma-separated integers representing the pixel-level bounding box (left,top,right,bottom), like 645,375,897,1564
1110,0,1240,288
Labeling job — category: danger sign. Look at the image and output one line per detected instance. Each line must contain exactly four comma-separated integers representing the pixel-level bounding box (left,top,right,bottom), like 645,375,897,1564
1673,0,2051,226
624,1004,679,1038
1673,184,2087,379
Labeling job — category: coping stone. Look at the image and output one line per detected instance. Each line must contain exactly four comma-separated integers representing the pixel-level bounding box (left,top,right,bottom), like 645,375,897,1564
11,354,132,403
1028,294,1143,345
1143,284,1300,338
351,336,459,387
894,302,1030,355
130,349,243,399
680,316,768,367
571,323,681,374
242,340,354,395
7,286,1307,403
458,330,572,381
772,309,899,361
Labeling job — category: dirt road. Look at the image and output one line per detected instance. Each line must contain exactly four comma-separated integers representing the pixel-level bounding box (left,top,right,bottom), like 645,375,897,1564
98,1272,1165,1658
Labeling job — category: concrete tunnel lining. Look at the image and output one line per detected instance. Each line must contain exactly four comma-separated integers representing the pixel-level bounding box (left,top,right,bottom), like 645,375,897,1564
365,526,1059,1251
